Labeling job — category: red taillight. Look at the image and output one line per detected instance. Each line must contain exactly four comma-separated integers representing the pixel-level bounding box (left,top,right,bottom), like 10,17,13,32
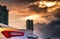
1,31,24,38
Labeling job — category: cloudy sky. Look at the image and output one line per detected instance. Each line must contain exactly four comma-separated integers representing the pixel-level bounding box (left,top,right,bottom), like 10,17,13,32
0,0,37,29
0,0,60,28
0,0,60,39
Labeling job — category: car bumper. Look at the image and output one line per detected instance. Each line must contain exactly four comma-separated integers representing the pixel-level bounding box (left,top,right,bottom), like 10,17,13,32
9,36,28,39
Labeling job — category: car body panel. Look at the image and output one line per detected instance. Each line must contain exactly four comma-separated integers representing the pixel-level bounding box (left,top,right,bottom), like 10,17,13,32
0,23,38,39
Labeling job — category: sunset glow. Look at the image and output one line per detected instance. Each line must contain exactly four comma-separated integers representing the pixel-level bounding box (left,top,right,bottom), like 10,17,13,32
21,14,40,20
45,2,57,7
0,0,60,29
38,1,57,7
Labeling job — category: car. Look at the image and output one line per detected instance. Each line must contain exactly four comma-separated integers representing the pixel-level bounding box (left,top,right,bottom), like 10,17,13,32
0,23,38,39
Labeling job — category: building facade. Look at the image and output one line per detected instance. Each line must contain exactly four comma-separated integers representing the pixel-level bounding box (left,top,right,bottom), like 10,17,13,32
0,5,8,25
26,19,34,31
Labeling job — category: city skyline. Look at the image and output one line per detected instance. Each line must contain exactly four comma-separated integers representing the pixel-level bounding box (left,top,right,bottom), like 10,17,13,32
0,0,60,39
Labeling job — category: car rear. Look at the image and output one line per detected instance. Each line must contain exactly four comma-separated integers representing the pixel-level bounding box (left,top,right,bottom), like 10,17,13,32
0,27,26,39
0,23,38,39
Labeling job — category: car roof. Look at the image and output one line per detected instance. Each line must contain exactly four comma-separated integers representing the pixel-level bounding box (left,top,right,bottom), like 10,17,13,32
0,23,12,28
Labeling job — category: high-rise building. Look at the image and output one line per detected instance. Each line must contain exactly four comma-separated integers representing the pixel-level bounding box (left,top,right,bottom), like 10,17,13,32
0,5,8,25
26,19,33,31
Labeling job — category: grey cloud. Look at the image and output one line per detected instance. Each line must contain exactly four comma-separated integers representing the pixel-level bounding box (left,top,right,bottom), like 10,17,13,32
54,8,60,18
0,0,37,4
29,5,48,13
48,20,60,37
34,20,60,39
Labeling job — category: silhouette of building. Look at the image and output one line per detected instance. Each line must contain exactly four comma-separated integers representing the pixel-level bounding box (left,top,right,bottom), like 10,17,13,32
0,5,8,25
26,19,33,31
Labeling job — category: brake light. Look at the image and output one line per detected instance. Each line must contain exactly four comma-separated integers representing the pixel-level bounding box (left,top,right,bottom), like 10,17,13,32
1,31,24,38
